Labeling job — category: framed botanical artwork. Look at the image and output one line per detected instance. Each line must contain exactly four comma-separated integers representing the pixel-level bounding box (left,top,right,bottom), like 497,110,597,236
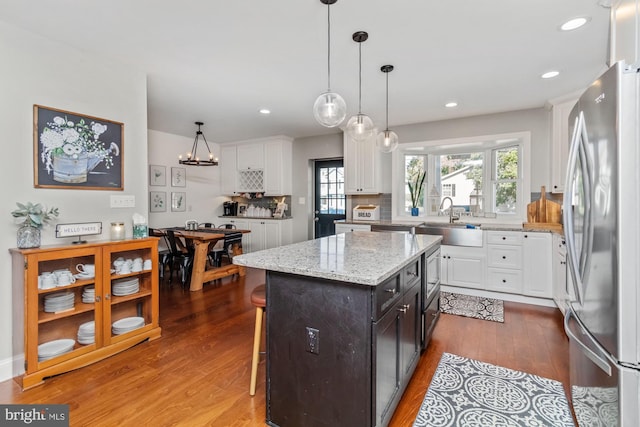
149,191,167,212
33,105,124,190
171,167,186,187
171,192,186,212
149,165,166,186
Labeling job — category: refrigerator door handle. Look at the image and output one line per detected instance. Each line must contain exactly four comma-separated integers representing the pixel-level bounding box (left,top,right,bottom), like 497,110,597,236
564,112,585,305
564,310,612,376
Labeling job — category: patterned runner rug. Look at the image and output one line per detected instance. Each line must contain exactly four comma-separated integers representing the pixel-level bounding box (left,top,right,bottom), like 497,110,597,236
413,353,575,427
440,292,504,323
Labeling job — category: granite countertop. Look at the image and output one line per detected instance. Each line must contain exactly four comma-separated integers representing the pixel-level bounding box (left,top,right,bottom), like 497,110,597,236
336,219,558,233
218,215,292,220
233,232,442,286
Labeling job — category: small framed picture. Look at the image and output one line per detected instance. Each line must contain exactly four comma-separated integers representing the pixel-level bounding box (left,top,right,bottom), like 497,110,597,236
149,165,166,186
171,192,186,212
171,167,186,187
149,191,166,212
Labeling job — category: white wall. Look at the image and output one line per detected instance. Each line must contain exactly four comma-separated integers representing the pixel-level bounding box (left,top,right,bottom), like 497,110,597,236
0,21,149,381
147,130,226,229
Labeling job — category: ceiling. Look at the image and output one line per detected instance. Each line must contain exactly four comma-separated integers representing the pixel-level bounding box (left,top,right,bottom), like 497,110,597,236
1,1,611,143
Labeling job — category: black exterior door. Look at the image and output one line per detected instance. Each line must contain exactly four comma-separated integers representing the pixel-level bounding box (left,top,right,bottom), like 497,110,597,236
314,159,346,238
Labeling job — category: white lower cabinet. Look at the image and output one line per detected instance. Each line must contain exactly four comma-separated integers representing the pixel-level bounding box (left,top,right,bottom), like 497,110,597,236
226,218,291,253
335,223,372,234
522,232,552,298
441,245,485,289
552,234,571,312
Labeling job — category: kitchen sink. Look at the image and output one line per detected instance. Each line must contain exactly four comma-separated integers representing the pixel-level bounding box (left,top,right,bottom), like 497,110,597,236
415,224,484,247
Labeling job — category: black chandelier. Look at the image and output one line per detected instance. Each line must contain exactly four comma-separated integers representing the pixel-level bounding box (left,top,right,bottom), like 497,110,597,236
178,121,218,166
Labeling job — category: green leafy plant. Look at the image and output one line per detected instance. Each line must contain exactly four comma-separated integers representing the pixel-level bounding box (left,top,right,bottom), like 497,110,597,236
408,171,426,209
11,202,59,228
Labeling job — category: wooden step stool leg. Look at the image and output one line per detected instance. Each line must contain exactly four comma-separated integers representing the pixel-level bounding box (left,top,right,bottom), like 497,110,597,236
249,306,264,396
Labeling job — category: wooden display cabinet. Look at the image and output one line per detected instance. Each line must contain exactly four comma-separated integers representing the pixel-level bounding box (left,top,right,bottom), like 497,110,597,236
10,238,162,390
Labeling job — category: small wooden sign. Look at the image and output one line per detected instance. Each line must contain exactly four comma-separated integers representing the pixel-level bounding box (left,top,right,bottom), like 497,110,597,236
55,222,102,241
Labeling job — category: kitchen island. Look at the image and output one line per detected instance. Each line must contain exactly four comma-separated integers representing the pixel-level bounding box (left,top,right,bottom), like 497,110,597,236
233,231,441,427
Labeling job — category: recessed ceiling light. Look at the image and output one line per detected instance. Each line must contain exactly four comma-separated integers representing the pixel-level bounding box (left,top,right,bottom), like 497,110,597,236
445,102,458,108
541,71,560,79
560,17,590,31
259,109,271,115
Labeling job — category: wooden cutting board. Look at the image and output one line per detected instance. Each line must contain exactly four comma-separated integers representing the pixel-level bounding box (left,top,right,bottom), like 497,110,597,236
524,186,563,233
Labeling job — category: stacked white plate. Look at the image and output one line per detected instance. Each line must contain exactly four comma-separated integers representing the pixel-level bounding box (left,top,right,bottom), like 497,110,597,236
112,317,145,335
77,321,95,345
43,292,75,313
112,278,139,296
82,286,95,303
38,338,75,361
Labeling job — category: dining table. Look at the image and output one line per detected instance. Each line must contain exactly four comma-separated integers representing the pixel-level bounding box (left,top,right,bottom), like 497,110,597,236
159,227,250,292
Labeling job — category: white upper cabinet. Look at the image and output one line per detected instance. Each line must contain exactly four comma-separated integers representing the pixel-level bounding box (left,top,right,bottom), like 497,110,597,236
237,143,264,170
220,145,238,195
344,133,382,194
220,136,292,196
550,97,578,193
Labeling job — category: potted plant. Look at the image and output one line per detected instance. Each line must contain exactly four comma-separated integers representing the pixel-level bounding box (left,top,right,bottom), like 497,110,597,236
408,171,426,216
11,202,59,248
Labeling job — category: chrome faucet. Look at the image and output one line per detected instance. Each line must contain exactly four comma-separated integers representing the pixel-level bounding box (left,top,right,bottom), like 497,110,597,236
439,197,458,223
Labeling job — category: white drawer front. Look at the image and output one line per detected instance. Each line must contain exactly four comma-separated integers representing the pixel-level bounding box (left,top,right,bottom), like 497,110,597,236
487,268,523,294
487,245,522,269
486,231,523,245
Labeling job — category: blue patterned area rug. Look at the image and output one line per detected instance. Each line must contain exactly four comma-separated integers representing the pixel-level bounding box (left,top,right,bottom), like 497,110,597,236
440,292,504,323
413,353,575,427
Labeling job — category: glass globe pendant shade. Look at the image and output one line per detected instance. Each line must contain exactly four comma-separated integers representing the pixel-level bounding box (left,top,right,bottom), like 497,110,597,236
313,91,347,128
346,113,375,141
376,129,399,153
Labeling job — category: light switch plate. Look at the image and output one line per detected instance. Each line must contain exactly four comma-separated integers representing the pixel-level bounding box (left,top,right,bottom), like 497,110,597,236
110,195,136,208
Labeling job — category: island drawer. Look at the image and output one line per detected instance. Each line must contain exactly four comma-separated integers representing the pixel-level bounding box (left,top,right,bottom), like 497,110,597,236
402,257,422,291
374,273,402,319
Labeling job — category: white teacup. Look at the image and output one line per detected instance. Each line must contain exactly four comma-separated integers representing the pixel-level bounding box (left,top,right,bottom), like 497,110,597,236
113,257,126,269
56,271,76,286
39,272,57,289
76,263,95,276
143,259,152,270
117,264,132,275
131,263,143,273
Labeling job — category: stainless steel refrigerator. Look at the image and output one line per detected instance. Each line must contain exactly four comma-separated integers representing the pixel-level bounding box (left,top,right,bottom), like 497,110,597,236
563,61,640,426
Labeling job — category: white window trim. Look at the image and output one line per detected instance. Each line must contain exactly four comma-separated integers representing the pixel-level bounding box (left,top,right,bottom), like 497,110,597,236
391,131,531,222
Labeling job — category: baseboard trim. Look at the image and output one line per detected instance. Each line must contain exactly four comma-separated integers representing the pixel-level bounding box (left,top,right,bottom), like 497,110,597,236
0,355,21,384
440,285,558,308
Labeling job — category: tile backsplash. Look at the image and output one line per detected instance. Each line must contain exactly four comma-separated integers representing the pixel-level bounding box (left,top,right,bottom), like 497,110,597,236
347,194,392,220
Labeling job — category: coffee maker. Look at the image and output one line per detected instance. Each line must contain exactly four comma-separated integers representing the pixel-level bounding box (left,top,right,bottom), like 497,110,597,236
223,201,238,216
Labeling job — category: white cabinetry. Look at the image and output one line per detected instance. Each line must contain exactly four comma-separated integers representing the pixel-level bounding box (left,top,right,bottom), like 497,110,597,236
227,218,292,253
440,245,485,289
221,137,292,196
335,223,372,234
486,231,523,294
220,145,238,195
522,232,552,298
552,234,571,313
237,143,264,170
550,97,578,193
344,134,381,194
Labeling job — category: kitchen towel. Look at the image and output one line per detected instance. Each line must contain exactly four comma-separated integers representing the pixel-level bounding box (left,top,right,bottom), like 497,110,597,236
413,352,575,427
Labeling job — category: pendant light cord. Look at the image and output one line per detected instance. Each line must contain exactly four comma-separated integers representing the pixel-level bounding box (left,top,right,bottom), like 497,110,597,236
385,71,389,130
326,3,331,91
358,41,362,113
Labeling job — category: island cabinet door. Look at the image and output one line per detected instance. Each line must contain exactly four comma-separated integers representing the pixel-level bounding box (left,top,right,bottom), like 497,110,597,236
373,307,401,427
266,272,373,427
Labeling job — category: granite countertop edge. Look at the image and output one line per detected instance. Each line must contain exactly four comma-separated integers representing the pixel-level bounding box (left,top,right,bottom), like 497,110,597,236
233,233,442,286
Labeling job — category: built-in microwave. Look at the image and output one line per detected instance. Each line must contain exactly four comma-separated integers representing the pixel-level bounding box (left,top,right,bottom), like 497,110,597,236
424,246,441,303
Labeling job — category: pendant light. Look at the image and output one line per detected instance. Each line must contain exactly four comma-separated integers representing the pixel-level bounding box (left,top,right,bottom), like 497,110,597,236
313,0,346,128
376,65,399,153
346,31,374,142
178,122,218,166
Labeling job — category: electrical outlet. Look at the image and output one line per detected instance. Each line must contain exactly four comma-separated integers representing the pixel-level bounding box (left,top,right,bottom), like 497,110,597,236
306,327,319,355
110,195,136,208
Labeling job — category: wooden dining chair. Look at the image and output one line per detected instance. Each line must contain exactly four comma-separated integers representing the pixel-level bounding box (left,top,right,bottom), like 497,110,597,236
199,222,216,228
218,223,237,229
165,230,194,288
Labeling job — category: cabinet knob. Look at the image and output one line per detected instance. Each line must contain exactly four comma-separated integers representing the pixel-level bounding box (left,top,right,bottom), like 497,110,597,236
385,288,397,295
502,279,506,283
502,236,506,240
502,256,506,259
406,271,417,277
524,234,528,238
105,294,111,300
397,304,410,313
95,296,101,302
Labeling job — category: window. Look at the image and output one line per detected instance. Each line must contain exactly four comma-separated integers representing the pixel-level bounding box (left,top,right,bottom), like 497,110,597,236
393,132,529,220
318,166,345,214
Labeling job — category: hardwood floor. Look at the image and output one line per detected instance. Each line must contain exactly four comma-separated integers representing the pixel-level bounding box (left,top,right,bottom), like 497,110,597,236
0,268,570,426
